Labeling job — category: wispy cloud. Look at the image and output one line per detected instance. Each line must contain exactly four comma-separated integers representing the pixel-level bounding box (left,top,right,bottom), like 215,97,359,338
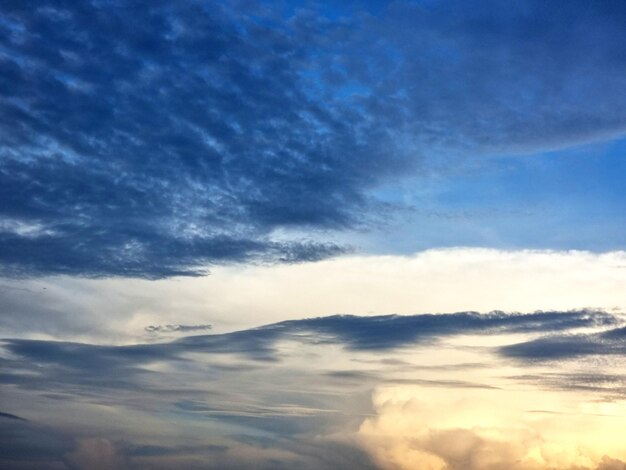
144,324,212,334
2,310,615,373
2,309,626,469
501,325,626,362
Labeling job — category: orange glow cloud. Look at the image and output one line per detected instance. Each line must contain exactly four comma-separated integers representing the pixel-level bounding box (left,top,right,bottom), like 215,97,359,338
358,385,626,470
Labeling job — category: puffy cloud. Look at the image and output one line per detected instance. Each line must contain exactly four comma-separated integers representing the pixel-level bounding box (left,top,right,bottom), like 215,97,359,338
358,385,626,470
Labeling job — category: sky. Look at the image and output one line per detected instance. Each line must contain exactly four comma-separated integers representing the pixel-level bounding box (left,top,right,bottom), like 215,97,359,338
1,1,626,469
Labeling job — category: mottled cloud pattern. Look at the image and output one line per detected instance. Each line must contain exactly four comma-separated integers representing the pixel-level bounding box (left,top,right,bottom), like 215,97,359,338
2,0,626,277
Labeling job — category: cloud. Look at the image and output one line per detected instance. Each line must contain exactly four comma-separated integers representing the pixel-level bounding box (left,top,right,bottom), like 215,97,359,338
2,306,617,463
144,323,212,334
0,411,27,421
0,417,74,469
3,309,626,469
0,309,617,404
284,310,617,351
500,325,626,362
2,1,626,277
63,438,381,470
2,248,625,344
64,438,128,470
3,406,380,470
2,309,615,372
0,408,380,470
359,385,626,470
506,372,626,400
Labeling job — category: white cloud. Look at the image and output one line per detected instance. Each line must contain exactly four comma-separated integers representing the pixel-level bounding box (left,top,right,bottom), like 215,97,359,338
1,248,625,342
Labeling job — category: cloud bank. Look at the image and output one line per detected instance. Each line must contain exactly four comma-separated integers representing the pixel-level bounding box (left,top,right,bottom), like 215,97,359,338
2,248,625,343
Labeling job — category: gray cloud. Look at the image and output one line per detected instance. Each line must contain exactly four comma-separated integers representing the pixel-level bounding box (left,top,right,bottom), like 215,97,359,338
0,310,617,405
2,310,614,376
500,324,626,362
0,411,27,421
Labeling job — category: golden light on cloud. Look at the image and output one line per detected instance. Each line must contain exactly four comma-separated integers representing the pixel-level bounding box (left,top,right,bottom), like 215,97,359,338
358,379,626,469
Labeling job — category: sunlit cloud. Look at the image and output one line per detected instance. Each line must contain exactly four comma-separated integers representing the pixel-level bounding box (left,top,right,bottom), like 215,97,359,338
1,248,625,343
3,306,626,469
359,384,626,470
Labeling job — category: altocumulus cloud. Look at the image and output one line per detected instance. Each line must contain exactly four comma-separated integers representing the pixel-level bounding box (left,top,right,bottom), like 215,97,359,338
2,0,626,277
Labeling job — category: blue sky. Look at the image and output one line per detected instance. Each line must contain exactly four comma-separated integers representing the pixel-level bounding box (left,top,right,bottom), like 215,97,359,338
2,1,626,469
367,138,626,253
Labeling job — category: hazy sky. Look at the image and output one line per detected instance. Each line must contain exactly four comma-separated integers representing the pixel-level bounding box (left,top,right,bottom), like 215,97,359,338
1,1,626,469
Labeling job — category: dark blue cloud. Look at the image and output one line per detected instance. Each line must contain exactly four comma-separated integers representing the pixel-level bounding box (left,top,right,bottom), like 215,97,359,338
0,411,26,421
2,0,626,277
282,310,617,350
501,323,626,361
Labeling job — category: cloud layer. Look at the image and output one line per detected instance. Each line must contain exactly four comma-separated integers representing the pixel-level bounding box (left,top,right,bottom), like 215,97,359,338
3,309,626,469
2,0,626,277
2,248,625,344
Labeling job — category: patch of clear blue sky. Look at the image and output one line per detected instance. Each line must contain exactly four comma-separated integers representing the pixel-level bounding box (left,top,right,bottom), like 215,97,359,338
367,137,626,253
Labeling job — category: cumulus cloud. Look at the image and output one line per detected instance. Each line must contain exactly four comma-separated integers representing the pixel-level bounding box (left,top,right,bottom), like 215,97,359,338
2,1,626,277
359,386,626,470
